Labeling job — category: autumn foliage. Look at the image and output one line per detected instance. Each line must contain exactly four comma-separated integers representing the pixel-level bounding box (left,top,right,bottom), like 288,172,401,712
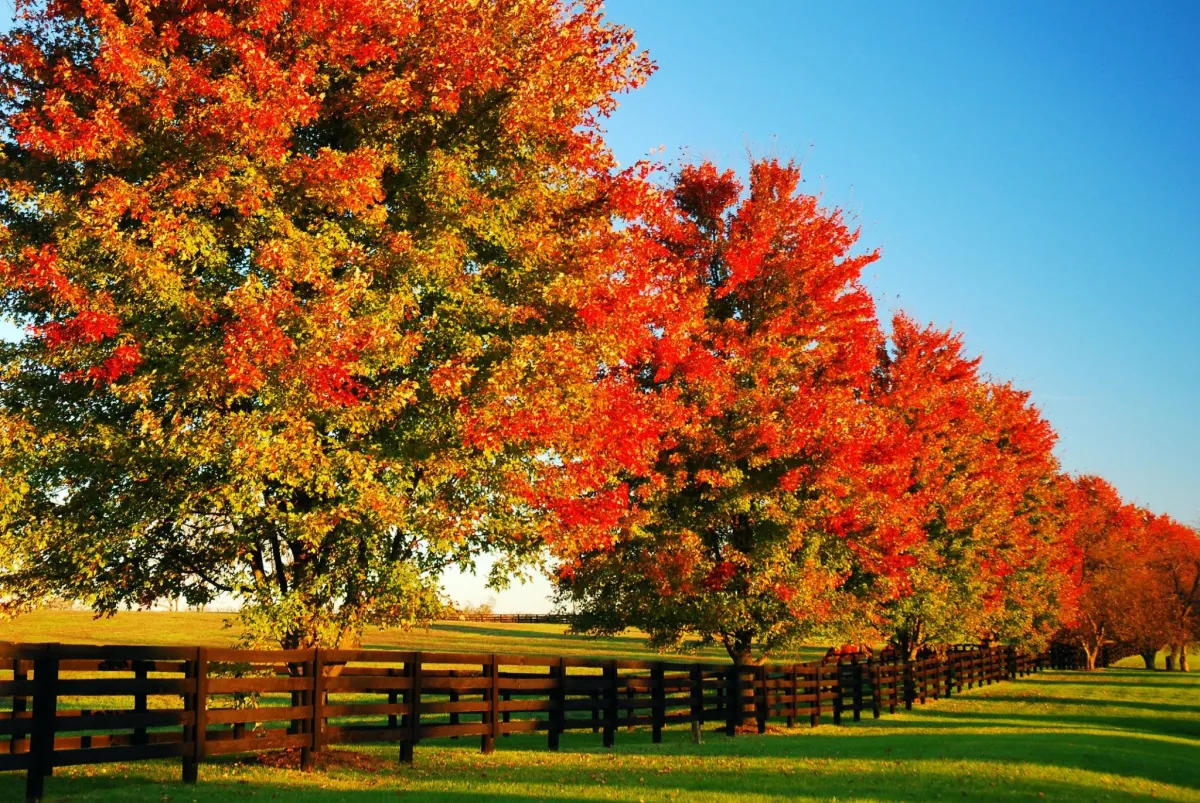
0,0,660,646
556,160,908,662
0,0,1194,660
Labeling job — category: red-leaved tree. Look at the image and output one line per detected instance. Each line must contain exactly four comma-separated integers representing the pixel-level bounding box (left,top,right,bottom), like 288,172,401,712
553,159,919,663
871,316,1074,657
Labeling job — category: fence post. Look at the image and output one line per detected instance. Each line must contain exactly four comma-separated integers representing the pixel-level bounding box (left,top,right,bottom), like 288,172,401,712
388,666,399,729
182,649,197,784
589,687,599,734
787,665,797,728
400,652,421,764
725,664,741,736
884,655,894,714
192,648,209,782
625,673,635,733
299,652,314,771
549,657,564,751
903,660,914,711
11,658,28,758
755,664,768,734
944,654,953,699
132,660,149,747
869,657,882,719
25,644,58,803
449,673,460,740
811,665,822,727
503,689,512,736
300,649,319,770
832,661,844,726
312,648,325,756
651,662,665,744
481,654,497,754
852,657,863,722
603,660,618,747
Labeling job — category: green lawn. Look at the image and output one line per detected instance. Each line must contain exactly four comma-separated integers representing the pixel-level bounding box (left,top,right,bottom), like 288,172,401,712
0,609,822,663
2,613,1197,801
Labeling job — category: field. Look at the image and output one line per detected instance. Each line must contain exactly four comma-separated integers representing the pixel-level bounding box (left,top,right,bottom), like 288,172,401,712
0,610,827,663
2,612,1198,802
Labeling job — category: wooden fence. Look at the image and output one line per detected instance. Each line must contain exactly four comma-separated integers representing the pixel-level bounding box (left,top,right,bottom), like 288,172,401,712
1,642,1046,802
447,613,573,624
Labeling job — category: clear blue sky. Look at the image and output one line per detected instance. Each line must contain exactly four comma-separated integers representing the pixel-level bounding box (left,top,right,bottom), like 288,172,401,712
3,3,1196,612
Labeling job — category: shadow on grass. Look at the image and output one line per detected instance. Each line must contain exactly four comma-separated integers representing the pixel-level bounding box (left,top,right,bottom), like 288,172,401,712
1026,677,1199,691
0,727,1187,803
883,707,1200,738
964,694,1200,715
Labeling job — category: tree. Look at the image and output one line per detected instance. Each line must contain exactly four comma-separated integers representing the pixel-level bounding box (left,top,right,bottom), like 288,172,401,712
1104,554,1174,670
0,0,660,647
1059,476,1150,670
1147,518,1200,671
870,316,1073,658
555,159,916,664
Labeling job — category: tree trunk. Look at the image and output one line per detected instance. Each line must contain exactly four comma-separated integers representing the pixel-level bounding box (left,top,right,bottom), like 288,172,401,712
1083,645,1099,671
1139,649,1157,670
894,621,923,662
1166,647,1176,671
724,630,757,666
1180,648,1190,672
280,629,305,651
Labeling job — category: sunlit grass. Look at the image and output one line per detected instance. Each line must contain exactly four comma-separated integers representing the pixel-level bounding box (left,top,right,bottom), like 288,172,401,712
0,610,824,663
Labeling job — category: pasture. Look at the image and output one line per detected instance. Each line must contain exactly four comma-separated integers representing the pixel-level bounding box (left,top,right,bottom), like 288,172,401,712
1,612,1197,802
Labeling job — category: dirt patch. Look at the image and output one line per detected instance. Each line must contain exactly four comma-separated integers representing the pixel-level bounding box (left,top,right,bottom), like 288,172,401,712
709,723,791,736
237,749,394,772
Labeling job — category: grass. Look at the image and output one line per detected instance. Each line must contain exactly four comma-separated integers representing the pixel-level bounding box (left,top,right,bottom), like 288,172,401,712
1,613,1198,801
0,609,824,663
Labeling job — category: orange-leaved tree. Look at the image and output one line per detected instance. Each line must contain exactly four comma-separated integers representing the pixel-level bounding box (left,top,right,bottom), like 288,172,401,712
553,159,919,664
1143,515,1200,670
870,315,1074,658
0,0,664,647
1058,476,1153,669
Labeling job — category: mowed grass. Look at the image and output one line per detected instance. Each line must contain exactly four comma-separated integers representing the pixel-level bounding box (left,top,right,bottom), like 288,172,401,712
1,613,1197,801
0,609,824,663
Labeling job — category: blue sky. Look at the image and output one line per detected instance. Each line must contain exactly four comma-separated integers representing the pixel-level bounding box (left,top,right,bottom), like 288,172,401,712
3,3,1196,612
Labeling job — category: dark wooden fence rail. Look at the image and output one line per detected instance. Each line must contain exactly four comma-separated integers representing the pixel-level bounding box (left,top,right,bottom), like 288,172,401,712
449,613,573,624
2,642,1051,802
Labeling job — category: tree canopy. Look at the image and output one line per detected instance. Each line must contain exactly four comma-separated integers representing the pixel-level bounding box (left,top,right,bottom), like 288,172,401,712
0,0,662,646
1,0,1194,662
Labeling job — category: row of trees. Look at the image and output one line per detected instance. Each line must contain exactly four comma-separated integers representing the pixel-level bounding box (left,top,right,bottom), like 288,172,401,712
550,163,1199,668
1060,478,1198,670
1,0,1195,663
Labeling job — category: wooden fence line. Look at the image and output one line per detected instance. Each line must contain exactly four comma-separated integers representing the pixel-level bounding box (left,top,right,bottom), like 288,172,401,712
448,613,573,624
2,642,1056,802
